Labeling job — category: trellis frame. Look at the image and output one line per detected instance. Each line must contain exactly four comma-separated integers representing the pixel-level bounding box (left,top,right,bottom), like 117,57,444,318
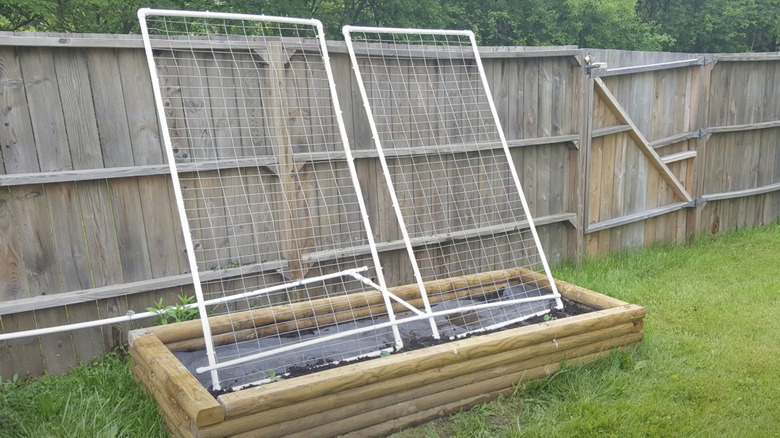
137,8,409,390
342,25,564,332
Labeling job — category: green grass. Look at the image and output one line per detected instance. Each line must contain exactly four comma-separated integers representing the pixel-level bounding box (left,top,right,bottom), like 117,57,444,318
393,222,780,438
0,351,165,438
2,223,779,438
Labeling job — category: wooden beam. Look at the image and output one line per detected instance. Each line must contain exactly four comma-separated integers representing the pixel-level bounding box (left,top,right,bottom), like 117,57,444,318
0,136,577,187
594,78,693,203
702,181,780,202
0,212,576,316
198,326,639,437
591,125,631,138
585,201,692,234
0,157,278,187
650,130,702,149
0,259,287,316
297,134,581,163
129,333,224,427
661,150,697,164
217,304,646,418
715,53,780,62
706,119,780,134
594,58,703,77
147,266,550,344
303,212,578,263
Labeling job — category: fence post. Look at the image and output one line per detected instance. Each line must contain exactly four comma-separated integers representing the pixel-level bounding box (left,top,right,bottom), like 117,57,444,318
572,57,594,264
687,59,713,241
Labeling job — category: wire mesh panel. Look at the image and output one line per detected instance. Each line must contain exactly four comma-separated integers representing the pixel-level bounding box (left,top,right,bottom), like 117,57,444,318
138,9,403,390
344,26,563,338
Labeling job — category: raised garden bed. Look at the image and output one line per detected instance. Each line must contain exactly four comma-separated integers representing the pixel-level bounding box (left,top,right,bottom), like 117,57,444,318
129,271,645,438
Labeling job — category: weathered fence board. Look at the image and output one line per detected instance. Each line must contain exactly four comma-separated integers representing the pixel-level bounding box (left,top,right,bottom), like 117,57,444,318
0,33,778,378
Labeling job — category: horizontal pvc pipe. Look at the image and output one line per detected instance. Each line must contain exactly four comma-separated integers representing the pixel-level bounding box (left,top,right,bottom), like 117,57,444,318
0,267,369,342
138,8,321,27
196,292,561,374
343,25,472,37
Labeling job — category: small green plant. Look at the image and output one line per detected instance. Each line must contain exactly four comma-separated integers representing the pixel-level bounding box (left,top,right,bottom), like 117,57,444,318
268,370,284,383
1,373,20,390
146,295,199,325
543,314,557,322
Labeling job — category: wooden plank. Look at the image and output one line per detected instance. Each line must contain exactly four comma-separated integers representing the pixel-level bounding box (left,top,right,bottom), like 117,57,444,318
15,46,79,374
0,48,35,381
594,58,702,77
18,47,71,171
716,53,780,62
620,71,647,248
10,185,75,375
87,48,150,345
49,47,106,362
591,124,631,138
597,124,615,254
281,337,639,438
0,157,277,186
218,304,645,417
551,57,571,261
702,181,780,201
77,179,126,350
0,187,34,379
0,134,582,187
130,356,192,438
117,48,164,165
586,201,692,233
201,326,639,438
130,333,224,427
609,132,628,251
536,58,553,256
595,78,692,203
522,58,539,236
661,150,697,164
650,130,702,149
570,58,588,262
0,47,38,174
337,349,625,438
707,119,780,134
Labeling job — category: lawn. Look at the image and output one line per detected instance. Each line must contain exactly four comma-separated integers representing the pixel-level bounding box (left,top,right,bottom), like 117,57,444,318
2,222,779,438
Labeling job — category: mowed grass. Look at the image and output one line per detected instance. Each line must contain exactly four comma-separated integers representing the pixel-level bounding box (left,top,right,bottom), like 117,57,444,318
1,223,779,438
394,222,780,438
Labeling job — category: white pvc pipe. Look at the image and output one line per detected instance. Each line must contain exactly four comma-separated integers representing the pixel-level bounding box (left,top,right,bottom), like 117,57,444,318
138,7,321,27
343,26,441,339
138,7,222,389
349,272,425,316
316,21,404,351
0,266,368,340
466,31,564,310
342,25,471,36
197,292,560,374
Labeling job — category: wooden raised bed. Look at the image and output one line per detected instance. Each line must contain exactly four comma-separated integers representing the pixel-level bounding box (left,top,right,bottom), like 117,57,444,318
129,270,645,438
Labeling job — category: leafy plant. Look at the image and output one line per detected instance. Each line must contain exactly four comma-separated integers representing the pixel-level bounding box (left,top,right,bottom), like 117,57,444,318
543,314,557,322
268,370,284,383
146,295,199,325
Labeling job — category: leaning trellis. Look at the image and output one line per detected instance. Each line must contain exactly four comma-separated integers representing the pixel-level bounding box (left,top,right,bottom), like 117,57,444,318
138,9,413,390
138,8,563,392
343,26,563,334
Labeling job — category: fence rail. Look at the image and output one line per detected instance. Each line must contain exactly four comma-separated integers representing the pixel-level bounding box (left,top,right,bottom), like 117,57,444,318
0,34,778,378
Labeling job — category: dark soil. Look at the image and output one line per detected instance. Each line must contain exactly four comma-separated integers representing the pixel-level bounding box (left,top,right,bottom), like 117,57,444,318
207,297,593,397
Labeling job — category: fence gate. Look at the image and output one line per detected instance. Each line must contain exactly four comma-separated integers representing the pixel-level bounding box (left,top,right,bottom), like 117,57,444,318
584,57,702,255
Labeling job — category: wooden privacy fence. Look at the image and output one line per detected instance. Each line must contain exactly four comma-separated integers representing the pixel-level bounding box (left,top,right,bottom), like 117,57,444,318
0,33,778,378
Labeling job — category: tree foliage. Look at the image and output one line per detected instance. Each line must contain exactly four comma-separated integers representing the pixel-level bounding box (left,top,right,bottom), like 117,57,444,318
0,0,777,52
